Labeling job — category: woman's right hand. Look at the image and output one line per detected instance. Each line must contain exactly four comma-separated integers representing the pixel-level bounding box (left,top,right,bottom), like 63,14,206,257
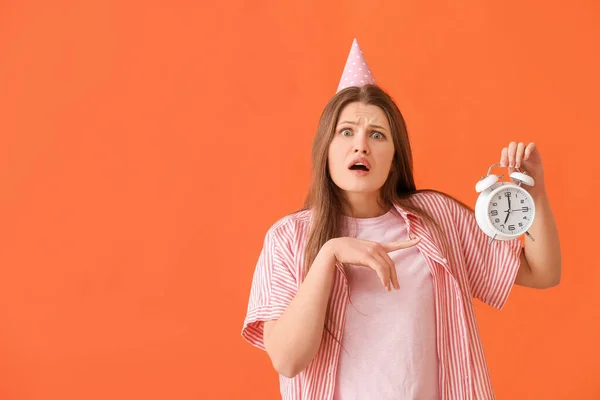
324,236,421,291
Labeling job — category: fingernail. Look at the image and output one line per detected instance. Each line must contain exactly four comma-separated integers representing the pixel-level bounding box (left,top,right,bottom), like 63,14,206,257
386,285,391,292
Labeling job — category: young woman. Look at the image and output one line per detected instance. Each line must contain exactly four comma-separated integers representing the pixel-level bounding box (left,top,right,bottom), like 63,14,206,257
241,52,561,400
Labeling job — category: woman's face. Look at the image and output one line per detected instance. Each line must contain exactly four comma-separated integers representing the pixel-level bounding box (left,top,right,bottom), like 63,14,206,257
328,101,395,197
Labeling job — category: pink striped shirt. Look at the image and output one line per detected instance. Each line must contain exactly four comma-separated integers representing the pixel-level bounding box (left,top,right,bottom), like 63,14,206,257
242,191,523,399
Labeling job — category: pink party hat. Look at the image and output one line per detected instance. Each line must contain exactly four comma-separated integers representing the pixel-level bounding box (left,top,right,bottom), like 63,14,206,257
336,38,376,93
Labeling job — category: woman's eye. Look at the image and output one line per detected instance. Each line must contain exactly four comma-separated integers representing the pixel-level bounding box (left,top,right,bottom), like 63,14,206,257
341,129,352,136
372,131,384,139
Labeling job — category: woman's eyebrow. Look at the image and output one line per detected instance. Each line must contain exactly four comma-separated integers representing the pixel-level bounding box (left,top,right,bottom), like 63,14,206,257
369,124,387,132
337,121,387,132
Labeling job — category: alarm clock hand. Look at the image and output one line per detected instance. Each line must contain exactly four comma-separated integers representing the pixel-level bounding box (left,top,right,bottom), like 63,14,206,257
503,195,512,223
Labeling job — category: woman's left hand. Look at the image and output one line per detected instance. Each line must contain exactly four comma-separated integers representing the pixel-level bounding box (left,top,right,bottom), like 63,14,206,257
500,141,546,193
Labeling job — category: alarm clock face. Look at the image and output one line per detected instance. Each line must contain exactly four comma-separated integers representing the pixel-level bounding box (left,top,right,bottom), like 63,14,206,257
487,186,534,236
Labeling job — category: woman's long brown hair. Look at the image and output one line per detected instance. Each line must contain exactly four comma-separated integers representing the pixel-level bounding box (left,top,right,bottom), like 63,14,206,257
301,84,471,274
297,84,473,345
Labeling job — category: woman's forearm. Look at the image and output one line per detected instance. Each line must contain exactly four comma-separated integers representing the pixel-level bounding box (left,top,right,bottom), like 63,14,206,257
523,186,562,287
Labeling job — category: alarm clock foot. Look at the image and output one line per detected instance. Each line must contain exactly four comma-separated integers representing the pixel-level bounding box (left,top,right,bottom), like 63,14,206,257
525,231,536,242
488,234,497,246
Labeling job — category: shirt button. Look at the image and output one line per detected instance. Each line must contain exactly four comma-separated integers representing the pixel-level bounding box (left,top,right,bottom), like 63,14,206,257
328,365,334,375
442,258,448,263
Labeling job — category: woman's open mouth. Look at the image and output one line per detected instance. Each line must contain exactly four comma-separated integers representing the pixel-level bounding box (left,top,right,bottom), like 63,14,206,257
349,163,370,176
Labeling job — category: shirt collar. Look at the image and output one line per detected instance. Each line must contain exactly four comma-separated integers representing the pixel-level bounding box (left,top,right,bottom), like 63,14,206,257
392,202,419,220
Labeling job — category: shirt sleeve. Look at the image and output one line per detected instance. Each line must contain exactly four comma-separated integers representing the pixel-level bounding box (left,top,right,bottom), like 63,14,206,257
241,225,299,351
449,198,523,310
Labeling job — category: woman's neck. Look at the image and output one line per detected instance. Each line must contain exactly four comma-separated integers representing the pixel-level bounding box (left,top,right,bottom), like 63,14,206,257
343,193,389,218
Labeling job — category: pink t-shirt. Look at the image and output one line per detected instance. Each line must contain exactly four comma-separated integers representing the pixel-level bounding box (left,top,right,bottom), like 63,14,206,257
334,208,439,399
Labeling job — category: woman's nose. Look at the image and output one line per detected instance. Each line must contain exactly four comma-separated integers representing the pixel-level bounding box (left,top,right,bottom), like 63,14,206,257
352,133,369,154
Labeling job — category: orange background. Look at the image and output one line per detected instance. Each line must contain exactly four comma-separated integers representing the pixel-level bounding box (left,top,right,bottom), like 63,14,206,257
1,1,599,399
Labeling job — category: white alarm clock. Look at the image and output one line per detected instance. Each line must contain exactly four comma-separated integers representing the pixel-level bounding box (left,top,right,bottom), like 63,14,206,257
475,162,536,244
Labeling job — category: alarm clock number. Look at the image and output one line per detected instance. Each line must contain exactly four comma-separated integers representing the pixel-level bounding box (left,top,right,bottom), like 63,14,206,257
488,187,534,236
